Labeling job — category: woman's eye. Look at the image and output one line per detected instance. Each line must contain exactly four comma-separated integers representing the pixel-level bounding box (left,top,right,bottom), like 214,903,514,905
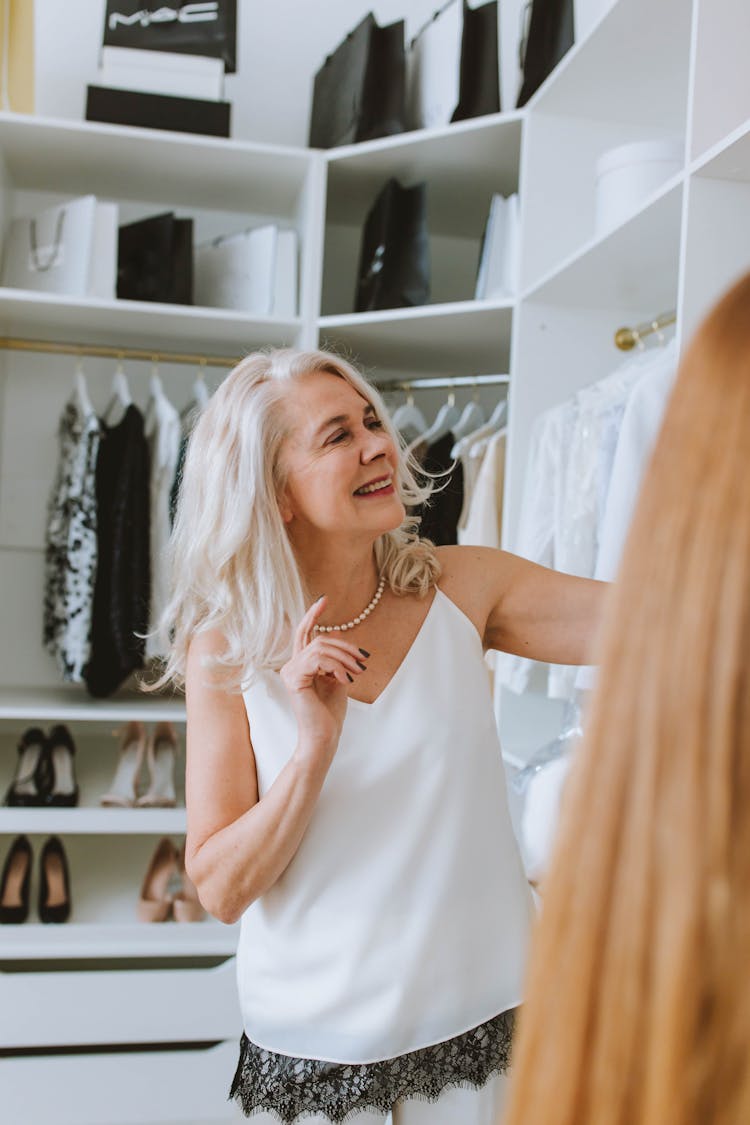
368,419,384,430
330,430,350,444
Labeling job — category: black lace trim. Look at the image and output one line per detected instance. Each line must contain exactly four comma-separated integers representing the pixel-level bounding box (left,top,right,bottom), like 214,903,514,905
228,1008,516,1123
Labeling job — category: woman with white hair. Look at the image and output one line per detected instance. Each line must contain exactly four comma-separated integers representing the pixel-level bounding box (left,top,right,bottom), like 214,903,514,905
149,348,606,1125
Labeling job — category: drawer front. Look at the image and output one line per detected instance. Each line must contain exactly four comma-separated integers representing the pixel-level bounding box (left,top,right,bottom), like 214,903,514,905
0,958,242,1047
0,1039,244,1125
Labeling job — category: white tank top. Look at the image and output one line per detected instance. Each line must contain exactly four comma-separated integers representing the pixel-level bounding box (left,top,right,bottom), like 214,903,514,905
237,586,534,1064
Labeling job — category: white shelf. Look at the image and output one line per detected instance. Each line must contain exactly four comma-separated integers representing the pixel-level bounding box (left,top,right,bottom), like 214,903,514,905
0,687,185,723
523,176,684,309
318,298,514,375
325,113,523,237
528,0,691,132
0,288,301,352
691,117,750,182
0,921,239,960
0,111,313,215
0,808,187,834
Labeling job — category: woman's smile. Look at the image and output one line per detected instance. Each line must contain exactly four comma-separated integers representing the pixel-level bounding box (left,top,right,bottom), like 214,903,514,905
353,474,395,497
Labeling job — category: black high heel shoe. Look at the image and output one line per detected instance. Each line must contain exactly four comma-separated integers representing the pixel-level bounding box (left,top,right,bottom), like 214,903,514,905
4,728,48,807
43,724,79,808
0,835,33,924
39,836,71,924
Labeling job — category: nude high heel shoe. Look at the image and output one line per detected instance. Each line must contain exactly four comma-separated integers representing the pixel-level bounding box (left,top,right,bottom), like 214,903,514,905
100,722,147,807
136,723,178,808
137,837,179,923
173,840,206,923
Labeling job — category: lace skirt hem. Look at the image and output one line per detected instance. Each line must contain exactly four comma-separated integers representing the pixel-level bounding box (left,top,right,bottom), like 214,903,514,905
228,1007,516,1124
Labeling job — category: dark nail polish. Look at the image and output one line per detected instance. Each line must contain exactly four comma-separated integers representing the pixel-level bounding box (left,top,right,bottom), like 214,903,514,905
346,673,354,683
356,659,367,671
358,648,371,658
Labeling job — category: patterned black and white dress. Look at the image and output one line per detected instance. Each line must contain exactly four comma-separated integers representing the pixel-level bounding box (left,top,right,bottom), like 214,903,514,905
43,398,101,682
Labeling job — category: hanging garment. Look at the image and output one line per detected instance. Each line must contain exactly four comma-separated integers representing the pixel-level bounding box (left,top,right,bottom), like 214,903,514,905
145,390,180,659
84,404,150,697
498,342,677,699
575,353,678,690
458,428,506,549
413,430,464,545
238,587,534,1064
43,399,101,682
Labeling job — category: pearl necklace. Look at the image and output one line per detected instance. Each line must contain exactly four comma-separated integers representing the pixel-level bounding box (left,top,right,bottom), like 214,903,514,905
314,576,386,633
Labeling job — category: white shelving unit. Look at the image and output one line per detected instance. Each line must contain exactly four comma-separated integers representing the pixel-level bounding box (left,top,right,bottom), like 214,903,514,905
1,0,749,1120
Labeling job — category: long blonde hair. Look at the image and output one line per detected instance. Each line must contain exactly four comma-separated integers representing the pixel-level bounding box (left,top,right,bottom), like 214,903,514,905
504,275,750,1125
144,348,441,694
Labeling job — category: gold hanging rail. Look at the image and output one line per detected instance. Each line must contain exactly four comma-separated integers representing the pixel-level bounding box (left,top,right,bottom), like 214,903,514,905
0,335,511,391
615,310,677,351
0,335,238,368
376,374,510,392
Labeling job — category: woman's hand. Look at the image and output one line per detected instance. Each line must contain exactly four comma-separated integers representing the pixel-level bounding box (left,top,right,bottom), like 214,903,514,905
280,595,369,761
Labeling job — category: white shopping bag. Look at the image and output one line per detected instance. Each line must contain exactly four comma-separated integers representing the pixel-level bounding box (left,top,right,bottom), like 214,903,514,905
1,195,103,297
475,193,520,300
195,225,298,316
407,0,462,130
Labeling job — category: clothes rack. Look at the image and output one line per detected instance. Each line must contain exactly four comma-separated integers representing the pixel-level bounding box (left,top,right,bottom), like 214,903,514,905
376,374,510,392
0,335,233,369
0,334,511,393
614,310,677,351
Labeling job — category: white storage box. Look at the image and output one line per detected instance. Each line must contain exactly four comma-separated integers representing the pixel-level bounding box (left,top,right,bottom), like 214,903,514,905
595,138,683,236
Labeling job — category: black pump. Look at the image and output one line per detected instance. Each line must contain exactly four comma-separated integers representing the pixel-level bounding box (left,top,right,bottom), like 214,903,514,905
0,834,33,924
4,728,48,807
39,836,71,924
43,724,80,808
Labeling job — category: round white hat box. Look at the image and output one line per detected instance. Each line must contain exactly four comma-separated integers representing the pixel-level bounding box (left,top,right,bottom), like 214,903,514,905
595,138,684,236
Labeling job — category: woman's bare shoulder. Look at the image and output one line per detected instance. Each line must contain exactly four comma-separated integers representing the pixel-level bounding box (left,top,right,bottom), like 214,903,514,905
433,545,499,640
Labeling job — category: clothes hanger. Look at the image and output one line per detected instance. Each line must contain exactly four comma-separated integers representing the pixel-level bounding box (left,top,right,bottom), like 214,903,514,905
71,357,93,416
103,357,133,423
450,389,508,459
391,388,428,437
192,364,210,409
143,360,164,432
415,390,461,447
180,361,210,422
450,382,486,442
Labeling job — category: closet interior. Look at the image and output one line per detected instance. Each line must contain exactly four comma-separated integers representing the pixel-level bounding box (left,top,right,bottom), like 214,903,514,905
1,0,749,1120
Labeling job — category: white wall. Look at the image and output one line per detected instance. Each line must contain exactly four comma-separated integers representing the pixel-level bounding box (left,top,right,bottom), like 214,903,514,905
33,0,522,147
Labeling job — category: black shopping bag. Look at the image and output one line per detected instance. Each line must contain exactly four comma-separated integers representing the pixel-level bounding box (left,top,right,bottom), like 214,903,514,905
451,0,501,121
354,179,430,313
516,0,574,107
117,212,194,304
103,1,237,73
309,12,406,149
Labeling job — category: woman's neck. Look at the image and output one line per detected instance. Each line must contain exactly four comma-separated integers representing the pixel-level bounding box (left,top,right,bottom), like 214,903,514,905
298,544,381,627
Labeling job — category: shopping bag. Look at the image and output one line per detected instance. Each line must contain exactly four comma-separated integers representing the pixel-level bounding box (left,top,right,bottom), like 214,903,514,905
309,12,406,149
102,1,237,73
407,0,462,130
195,225,298,316
516,0,574,107
117,212,193,305
354,179,430,313
1,195,99,297
475,193,520,299
195,225,276,314
451,0,501,121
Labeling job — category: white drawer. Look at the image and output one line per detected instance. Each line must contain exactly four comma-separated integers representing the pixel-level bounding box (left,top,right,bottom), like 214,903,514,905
0,1039,245,1125
0,958,242,1047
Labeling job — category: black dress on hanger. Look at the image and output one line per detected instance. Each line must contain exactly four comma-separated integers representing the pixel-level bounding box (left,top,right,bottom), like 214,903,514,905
415,430,465,546
84,404,150,697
